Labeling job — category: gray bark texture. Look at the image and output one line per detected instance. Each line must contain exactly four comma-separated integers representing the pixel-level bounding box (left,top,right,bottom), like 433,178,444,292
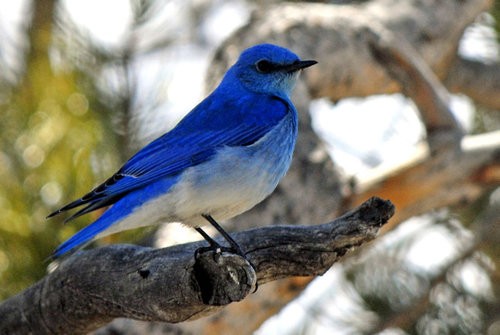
0,198,394,335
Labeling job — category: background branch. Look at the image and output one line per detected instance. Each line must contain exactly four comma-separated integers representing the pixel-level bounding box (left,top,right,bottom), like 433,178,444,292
446,56,500,110
351,130,500,228
367,26,464,153
206,0,492,102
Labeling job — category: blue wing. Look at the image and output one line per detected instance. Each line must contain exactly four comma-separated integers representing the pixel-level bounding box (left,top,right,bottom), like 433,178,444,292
48,93,291,222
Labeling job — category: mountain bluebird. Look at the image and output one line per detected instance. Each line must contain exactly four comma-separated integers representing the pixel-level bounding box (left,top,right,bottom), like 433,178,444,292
48,43,316,258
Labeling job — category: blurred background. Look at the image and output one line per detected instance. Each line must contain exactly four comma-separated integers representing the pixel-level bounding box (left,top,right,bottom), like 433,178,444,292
0,0,499,334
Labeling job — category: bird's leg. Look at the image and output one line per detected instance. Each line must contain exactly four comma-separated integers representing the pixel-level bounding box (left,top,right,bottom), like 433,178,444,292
195,227,222,250
194,226,226,260
201,214,245,256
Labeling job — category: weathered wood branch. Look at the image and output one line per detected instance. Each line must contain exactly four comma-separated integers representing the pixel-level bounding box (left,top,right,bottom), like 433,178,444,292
367,25,464,153
0,197,394,335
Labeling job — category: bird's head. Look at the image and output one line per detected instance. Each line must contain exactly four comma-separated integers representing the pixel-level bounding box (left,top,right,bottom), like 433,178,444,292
228,44,317,97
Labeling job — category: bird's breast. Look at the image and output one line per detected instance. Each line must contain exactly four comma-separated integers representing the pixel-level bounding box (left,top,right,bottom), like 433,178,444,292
169,110,298,225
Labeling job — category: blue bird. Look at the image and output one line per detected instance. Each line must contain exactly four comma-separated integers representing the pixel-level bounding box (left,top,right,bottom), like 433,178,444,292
48,43,316,258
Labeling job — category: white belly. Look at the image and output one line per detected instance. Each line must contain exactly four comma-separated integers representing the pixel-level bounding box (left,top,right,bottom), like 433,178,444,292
169,110,296,226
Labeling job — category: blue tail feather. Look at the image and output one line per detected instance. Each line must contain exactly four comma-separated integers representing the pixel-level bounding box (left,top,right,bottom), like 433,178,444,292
53,216,117,258
52,176,179,258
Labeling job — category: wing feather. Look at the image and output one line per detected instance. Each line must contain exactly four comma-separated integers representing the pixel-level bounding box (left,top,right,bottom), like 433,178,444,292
48,94,291,221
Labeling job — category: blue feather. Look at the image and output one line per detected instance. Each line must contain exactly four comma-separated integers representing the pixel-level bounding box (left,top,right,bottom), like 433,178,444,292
53,176,180,257
48,95,288,222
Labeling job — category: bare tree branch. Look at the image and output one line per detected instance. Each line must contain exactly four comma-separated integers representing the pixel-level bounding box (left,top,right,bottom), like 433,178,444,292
446,56,500,111
0,197,394,335
352,130,500,228
367,26,464,153
373,237,479,332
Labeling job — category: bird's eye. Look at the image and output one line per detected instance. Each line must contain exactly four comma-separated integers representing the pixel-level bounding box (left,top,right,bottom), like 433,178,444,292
255,60,274,73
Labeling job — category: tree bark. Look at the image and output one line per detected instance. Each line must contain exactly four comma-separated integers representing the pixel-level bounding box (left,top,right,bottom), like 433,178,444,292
0,198,394,335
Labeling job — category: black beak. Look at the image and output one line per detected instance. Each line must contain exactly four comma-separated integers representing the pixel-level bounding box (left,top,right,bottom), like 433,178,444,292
283,60,317,73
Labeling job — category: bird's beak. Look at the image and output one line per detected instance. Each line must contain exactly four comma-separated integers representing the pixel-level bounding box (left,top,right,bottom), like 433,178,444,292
283,60,317,73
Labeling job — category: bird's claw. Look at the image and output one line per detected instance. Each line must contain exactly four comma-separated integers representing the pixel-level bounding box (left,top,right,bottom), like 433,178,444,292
194,245,245,262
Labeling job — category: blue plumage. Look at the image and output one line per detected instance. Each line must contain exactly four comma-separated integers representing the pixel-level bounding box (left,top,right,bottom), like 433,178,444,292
48,44,316,258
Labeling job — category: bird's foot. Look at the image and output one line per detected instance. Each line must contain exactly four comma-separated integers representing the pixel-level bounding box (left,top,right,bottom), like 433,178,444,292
195,244,245,262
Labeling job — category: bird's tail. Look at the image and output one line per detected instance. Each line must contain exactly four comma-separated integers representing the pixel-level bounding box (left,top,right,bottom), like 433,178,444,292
51,176,178,258
52,217,113,258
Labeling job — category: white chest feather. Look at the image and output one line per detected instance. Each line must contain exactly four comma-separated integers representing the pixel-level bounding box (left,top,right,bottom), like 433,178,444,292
169,111,297,226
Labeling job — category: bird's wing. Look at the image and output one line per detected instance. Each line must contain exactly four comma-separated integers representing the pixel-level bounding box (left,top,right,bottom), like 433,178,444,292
48,95,291,221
